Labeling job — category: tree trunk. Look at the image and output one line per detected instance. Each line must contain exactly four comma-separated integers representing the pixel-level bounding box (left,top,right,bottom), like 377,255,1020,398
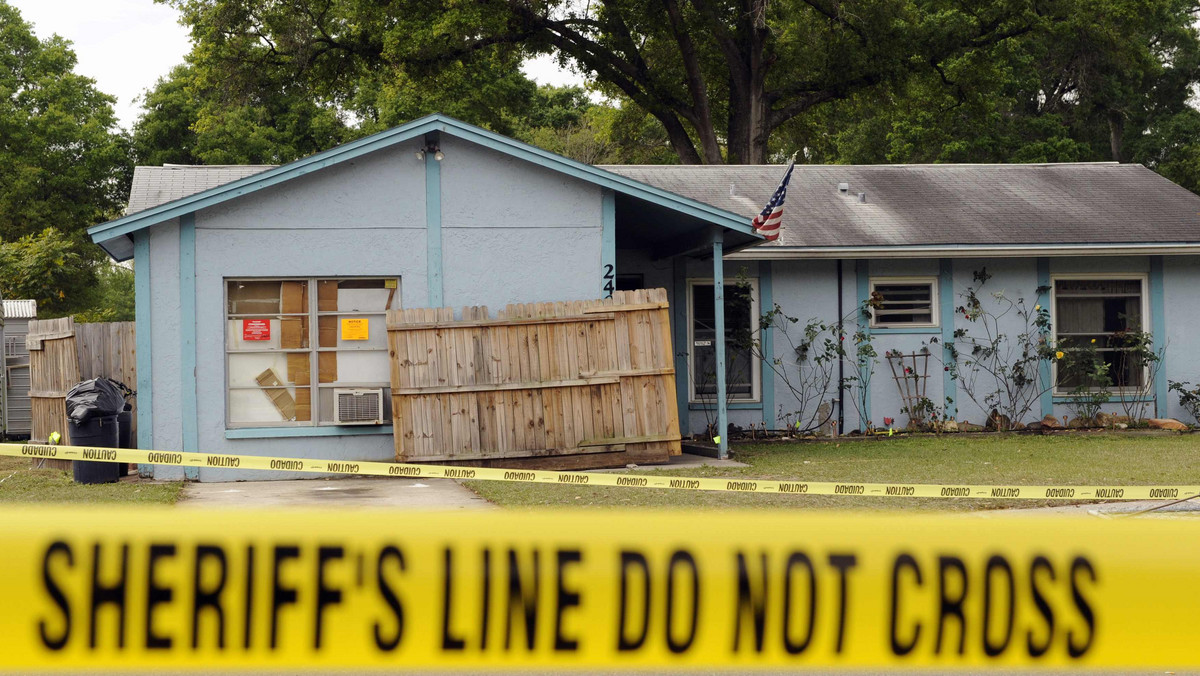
1108,111,1124,163
724,0,771,164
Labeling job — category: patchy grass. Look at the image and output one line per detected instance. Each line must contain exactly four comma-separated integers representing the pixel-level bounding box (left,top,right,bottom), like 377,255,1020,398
463,433,1200,511
0,456,183,505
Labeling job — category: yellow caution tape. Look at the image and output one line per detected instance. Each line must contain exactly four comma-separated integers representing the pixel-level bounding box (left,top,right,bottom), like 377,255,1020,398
0,507,1198,670
2,442,1197,500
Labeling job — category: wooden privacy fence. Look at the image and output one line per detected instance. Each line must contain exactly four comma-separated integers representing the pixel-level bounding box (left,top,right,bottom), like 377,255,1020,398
27,318,136,467
387,289,681,469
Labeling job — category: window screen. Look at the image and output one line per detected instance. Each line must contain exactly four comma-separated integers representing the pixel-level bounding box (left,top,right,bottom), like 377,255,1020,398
225,278,400,427
1054,278,1145,390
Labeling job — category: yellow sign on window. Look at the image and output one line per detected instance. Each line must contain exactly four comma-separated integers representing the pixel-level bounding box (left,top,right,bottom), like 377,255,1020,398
340,318,369,341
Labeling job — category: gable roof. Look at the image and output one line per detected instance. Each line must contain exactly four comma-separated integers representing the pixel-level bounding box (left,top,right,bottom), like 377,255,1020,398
89,114,759,261
603,162,1200,257
126,165,274,215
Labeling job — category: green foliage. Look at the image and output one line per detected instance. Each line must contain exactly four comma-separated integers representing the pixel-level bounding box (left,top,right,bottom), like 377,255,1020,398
750,303,840,433
0,2,130,240
1108,328,1163,421
780,0,1200,178
1168,380,1200,424
164,0,1050,164
148,0,1200,182
0,228,98,317
74,264,135,323
1060,339,1112,422
0,228,133,322
133,61,349,165
510,90,678,165
927,268,1055,428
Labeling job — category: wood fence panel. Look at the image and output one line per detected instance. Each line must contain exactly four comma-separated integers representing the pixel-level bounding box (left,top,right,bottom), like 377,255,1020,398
27,318,79,469
26,320,137,467
387,289,680,469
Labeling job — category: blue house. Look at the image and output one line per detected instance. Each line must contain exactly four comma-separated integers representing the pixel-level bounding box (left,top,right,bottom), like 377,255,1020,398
88,114,1200,480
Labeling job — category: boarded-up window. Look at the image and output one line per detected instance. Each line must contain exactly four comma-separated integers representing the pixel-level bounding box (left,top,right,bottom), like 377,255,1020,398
225,278,400,427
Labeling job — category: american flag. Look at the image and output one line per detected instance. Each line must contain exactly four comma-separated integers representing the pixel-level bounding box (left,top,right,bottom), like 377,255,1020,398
751,161,795,242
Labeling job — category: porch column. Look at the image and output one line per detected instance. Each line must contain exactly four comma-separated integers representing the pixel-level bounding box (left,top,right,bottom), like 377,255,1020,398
712,229,729,459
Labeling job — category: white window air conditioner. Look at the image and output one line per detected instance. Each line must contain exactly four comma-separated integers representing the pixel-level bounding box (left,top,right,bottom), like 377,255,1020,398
333,388,385,425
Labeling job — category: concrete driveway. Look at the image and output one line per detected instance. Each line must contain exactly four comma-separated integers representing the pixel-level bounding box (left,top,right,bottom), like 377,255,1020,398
179,476,495,510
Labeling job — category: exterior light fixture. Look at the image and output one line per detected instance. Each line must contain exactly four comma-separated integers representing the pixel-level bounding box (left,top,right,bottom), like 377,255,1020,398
416,143,443,160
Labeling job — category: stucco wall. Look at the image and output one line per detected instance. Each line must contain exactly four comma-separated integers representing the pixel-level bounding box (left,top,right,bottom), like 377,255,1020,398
143,138,606,480
1161,257,1196,422
620,252,1179,442
147,218,183,480
440,136,603,309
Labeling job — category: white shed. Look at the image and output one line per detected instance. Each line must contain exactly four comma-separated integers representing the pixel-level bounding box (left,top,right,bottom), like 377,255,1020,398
3,299,36,438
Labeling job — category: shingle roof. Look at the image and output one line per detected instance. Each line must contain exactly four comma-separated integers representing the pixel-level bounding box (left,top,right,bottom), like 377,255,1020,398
600,162,1200,248
123,160,1200,250
2,299,37,319
126,164,275,214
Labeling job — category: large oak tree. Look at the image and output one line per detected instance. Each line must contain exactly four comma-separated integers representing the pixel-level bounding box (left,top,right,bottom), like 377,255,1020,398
167,0,1041,164
0,2,132,317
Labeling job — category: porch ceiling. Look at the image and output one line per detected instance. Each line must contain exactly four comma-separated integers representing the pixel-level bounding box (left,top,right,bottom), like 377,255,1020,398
614,193,759,258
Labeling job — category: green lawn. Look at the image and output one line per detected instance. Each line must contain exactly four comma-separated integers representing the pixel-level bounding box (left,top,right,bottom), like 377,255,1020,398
0,456,184,505
463,432,1200,511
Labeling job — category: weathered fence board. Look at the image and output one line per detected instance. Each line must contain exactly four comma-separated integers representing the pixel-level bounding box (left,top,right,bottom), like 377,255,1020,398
27,318,79,469
387,289,680,469
26,319,136,469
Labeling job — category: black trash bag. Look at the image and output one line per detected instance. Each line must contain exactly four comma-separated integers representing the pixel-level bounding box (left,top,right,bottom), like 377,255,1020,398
65,378,128,423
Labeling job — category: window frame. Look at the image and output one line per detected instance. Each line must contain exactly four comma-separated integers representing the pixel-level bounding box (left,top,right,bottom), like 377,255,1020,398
1050,272,1150,395
868,276,939,329
223,276,400,429
685,277,761,404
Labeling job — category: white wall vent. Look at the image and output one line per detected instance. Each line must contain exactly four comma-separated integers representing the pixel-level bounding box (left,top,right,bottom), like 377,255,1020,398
333,388,385,425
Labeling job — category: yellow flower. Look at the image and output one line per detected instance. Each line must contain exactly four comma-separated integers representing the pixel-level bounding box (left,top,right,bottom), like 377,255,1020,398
1090,338,1096,344
1055,350,1065,359
1034,304,1041,311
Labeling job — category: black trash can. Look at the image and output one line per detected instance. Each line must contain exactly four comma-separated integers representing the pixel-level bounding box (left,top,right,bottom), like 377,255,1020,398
117,406,132,449
70,415,121,484
117,406,133,477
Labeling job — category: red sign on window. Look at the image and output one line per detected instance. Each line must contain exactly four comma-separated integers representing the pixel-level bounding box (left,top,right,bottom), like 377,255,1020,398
243,319,271,341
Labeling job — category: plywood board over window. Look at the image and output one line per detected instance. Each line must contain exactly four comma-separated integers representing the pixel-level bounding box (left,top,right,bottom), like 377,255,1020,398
387,289,681,470
225,277,400,428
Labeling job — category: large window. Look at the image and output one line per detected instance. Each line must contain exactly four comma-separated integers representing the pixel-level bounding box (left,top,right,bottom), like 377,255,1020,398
1053,276,1148,392
687,279,759,403
225,278,400,427
869,277,938,328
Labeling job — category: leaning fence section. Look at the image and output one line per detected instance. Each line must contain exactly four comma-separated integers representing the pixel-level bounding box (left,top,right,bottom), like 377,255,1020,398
386,289,680,469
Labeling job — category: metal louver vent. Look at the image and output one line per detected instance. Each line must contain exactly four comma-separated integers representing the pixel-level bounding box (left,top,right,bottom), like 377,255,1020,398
334,388,384,425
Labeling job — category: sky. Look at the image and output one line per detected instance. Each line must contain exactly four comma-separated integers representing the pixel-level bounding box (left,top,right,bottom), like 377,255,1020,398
9,0,585,131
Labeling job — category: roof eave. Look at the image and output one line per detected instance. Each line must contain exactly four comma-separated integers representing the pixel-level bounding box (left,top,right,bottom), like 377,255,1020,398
729,242,1200,259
